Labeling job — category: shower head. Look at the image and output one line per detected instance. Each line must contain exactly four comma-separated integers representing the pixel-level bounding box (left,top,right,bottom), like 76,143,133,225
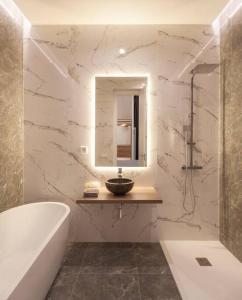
191,63,219,75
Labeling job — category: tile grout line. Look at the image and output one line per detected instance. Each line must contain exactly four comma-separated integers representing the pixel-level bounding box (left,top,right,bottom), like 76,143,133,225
137,274,143,300
68,266,81,300
135,246,143,300
59,242,181,300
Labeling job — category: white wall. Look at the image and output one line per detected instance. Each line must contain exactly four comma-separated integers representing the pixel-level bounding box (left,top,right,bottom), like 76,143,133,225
117,95,132,120
117,127,131,146
117,95,132,146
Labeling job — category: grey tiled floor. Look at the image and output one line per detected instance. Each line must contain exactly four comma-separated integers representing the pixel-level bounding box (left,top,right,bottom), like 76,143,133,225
46,243,182,300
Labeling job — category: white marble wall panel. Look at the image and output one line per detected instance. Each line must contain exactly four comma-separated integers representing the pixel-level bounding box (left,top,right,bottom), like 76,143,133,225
24,25,219,241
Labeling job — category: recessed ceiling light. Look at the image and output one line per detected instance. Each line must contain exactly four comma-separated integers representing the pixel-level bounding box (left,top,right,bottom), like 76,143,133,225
119,48,126,55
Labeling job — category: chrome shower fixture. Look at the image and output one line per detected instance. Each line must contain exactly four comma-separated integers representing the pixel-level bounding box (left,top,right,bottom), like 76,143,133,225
182,63,219,171
191,63,219,75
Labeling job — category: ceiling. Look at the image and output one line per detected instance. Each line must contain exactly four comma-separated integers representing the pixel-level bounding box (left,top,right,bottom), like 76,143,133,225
13,0,229,25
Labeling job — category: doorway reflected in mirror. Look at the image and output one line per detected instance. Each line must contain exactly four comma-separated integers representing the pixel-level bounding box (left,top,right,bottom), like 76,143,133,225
95,76,147,167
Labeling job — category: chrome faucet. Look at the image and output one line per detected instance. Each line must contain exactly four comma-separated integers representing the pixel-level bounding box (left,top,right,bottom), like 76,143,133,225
118,168,123,178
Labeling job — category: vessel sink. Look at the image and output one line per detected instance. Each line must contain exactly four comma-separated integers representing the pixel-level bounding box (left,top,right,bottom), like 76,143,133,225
105,178,134,196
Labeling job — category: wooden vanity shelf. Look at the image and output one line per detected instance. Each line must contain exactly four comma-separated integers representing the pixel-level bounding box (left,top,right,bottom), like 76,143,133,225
76,187,162,204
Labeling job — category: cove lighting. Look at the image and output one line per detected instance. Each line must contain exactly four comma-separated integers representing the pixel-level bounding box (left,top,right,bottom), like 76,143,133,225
212,0,242,34
177,0,242,79
30,39,68,79
177,37,215,79
0,0,31,27
0,1,15,19
228,3,242,18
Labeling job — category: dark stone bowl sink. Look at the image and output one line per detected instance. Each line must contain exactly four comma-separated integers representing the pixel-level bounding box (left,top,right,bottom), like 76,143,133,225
105,178,134,196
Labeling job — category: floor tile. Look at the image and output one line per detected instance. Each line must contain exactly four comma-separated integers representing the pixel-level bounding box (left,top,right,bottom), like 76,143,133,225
47,243,181,300
139,274,182,300
46,266,79,300
79,265,138,274
72,274,141,300
135,243,172,275
63,243,88,266
81,242,137,273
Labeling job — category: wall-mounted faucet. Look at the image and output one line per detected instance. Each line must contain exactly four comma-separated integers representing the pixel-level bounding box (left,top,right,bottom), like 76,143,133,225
118,167,123,178
117,168,123,219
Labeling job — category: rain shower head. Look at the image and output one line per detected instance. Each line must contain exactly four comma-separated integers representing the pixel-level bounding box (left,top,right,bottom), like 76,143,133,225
191,63,219,75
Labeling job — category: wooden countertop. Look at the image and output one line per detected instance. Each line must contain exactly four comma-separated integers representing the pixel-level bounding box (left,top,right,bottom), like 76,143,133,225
76,187,162,204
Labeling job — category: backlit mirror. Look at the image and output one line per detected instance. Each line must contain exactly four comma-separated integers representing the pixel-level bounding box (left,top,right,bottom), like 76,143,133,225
95,76,147,167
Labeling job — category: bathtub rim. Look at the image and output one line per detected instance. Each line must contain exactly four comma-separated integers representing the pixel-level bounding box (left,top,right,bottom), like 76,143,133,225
0,201,70,300
0,201,70,218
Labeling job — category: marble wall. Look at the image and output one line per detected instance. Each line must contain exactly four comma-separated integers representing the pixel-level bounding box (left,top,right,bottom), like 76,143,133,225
0,5,23,212
24,25,219,241
220,7,242,261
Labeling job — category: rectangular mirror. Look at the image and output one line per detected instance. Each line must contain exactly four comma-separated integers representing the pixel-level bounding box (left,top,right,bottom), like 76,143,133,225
95,76,147,167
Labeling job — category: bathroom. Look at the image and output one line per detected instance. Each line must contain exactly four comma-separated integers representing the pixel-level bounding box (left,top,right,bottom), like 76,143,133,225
0,0,241,299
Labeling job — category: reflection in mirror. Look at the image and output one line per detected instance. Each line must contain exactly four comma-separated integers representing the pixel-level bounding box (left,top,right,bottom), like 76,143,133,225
95,77,147,167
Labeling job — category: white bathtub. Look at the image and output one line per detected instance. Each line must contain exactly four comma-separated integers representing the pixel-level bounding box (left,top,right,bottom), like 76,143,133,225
0,202,70,300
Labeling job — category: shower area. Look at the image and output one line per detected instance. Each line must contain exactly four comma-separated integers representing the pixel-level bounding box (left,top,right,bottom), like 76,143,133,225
177,63,220,228
161,20,242,296
180,13,242,262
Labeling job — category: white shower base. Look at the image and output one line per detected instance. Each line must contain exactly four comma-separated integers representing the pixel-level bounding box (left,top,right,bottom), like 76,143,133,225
161,240,242,300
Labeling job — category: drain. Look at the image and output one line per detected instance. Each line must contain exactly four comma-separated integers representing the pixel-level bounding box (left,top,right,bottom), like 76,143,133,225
195,257,212,266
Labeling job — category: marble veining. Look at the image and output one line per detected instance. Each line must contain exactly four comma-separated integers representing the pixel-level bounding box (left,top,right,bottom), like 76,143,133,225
24,25,219,241
0,6,23,212
46,242,182,300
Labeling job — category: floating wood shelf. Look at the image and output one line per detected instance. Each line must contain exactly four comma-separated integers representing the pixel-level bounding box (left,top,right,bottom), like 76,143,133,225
76,187,162,204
